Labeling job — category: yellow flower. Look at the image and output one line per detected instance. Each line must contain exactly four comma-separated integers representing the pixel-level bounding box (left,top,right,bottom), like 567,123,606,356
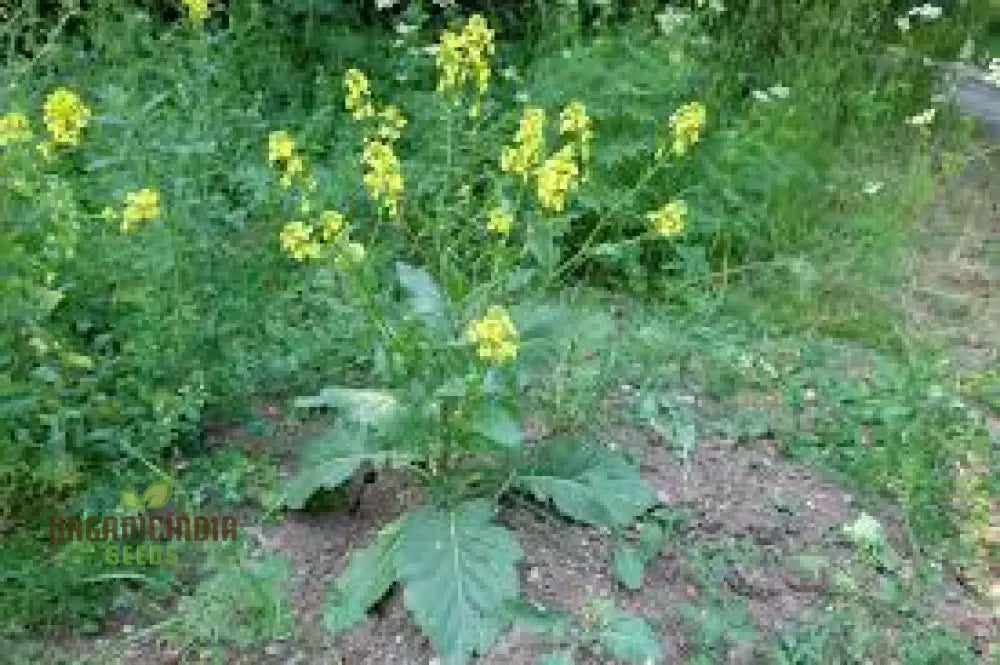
279,221,321,261
334,241,366,269
559,101,591,136
467,305,518,363
667,101,706,156
486,206,513,234
362,139,404,218
647,199,686,237
42,88,91,146
182,0,210,23
435,15,494,111
268,130,295,164
377,105,407,142
318,210,345,240
0,112,32,146
559,100,593,165
345,69,375,120
121,188,161,232
500,107,545,180
536,144,579,213
279,154,307,190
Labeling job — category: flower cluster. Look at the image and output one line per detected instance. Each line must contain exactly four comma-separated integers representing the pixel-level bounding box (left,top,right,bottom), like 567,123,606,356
646,199,686,237
342,69,407,218
435,14,495,115
362,139,404,219
501,102,590,213
500,107,546,180
905,107,936,127
466,305,518,363
665,101,706,157
376,105,407,142
103,188,161,233
485,206,513,234
279,209,365,267
536,145,579,213
895,3,942,31
345,69,375,121
42,88,91,146
182,0,210,23
0,112,32,146
267,130,314,191
558,101,593,167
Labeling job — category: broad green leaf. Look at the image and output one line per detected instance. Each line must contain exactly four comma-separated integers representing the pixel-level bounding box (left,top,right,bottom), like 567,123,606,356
469,402,522,450
638,521,666,560
120,490,142,511
598,610,662,663
517,440,657,528
537,650,574,665
396,261,446,321
324,520,404,632
141,481,172,509
612,544,644,591
396,500,523,665
292,387,399,426
282,426,396,510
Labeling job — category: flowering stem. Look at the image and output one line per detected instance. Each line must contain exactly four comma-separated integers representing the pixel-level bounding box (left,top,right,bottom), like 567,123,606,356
549,160,665,285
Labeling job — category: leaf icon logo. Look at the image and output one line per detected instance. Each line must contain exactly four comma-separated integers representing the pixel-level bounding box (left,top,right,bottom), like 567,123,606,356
119,480,172,512
120,490,143,511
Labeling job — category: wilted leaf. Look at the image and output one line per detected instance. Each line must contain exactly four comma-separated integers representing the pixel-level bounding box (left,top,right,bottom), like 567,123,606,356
141,481,172,509
324,520,404,631
397,500,523,664
517,440,657,528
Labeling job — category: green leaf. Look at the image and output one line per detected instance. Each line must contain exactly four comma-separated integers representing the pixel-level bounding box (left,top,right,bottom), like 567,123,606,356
396,261,446,322
324,520,404,632
282,426,396,510
396,500,523,665
292,387,400,427
612,544,644,591
501,599,570,637
638,521,666,560
597,608,662,663
537,650,575,665
517,440,657,528
141,481,172,509
469,402,522,450
120,490,142,511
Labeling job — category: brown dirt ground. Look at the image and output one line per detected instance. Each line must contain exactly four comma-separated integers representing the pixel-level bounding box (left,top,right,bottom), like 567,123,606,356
39,412,996,665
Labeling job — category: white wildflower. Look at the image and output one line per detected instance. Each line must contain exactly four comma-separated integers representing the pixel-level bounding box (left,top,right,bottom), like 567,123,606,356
986,59,1000,88
843,513,882,545
768,84,790,99
862,181,883,195
909,3,942,20
751,90,770,102
905,107,936,126
896,16,911,32
375,0,398,9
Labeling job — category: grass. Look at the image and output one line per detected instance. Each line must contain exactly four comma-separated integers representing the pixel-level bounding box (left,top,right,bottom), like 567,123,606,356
1,0,997,663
